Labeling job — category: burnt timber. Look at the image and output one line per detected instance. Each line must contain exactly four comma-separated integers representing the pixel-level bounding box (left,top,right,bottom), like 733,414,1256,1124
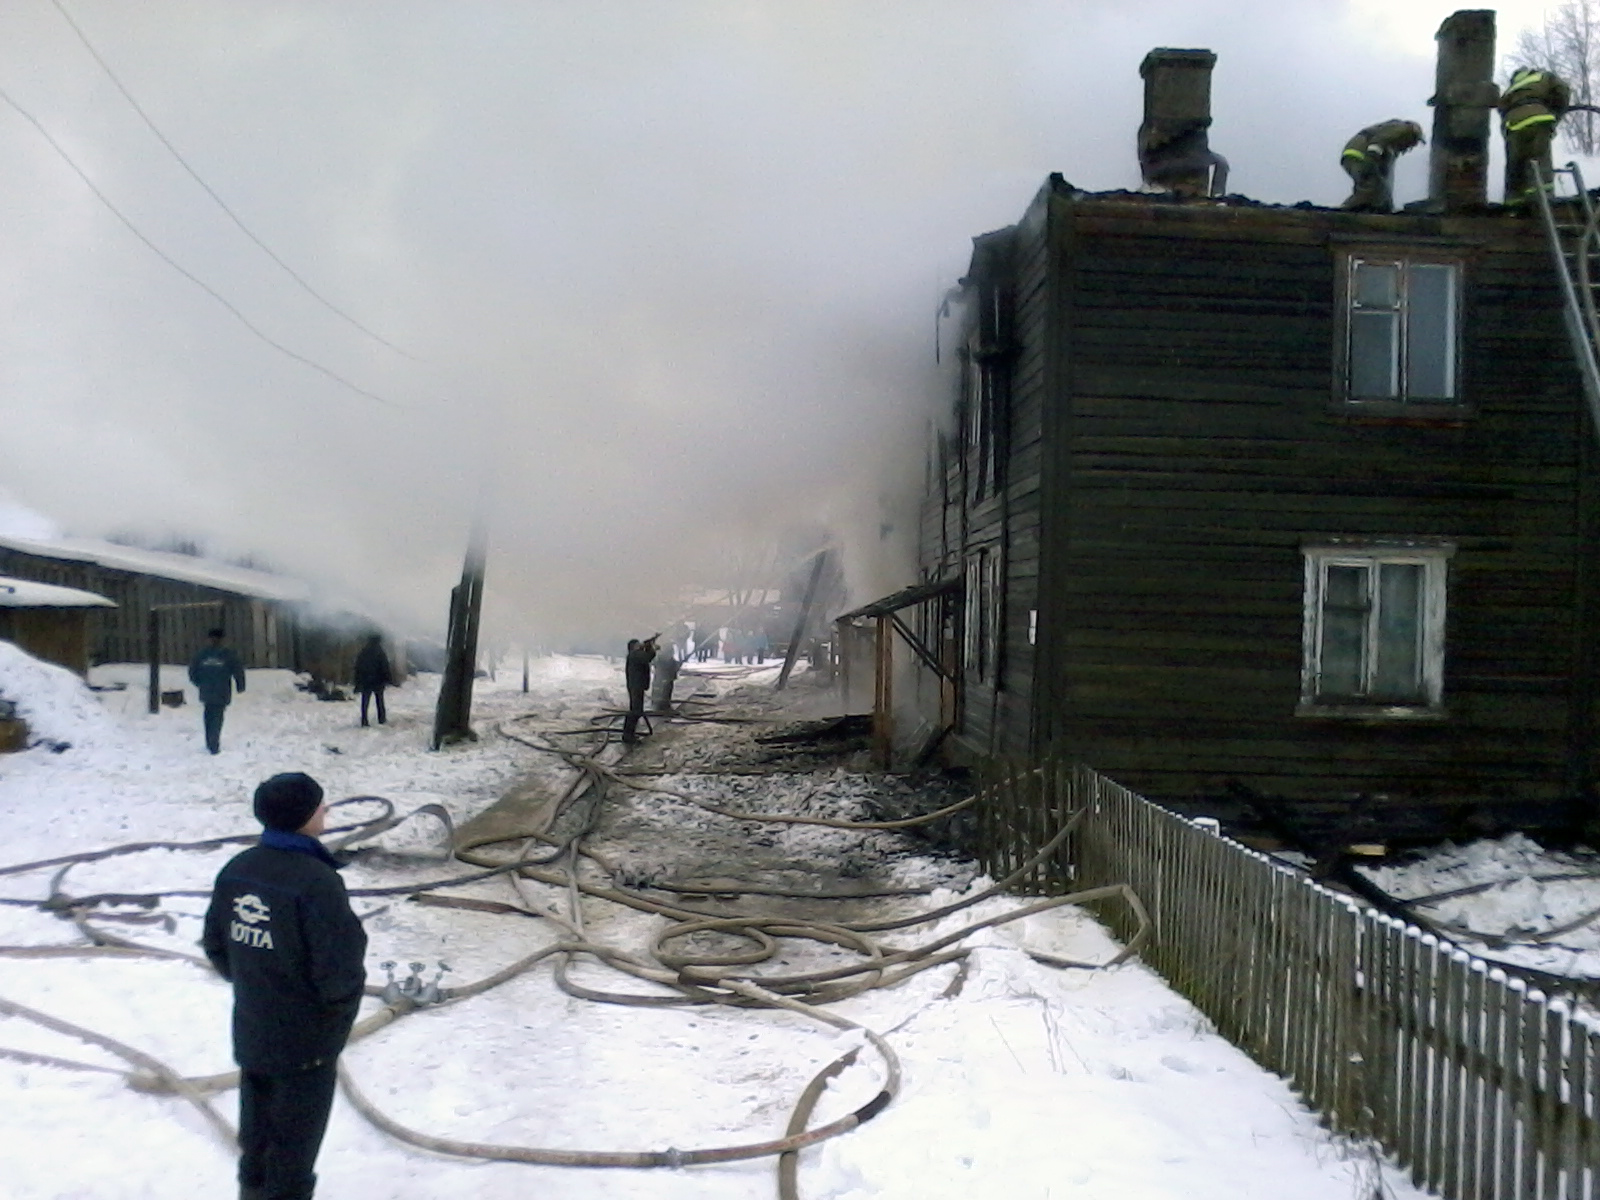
917,177,1600,841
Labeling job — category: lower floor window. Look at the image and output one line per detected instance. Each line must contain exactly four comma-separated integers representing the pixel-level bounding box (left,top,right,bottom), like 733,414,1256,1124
1300,541,1451,712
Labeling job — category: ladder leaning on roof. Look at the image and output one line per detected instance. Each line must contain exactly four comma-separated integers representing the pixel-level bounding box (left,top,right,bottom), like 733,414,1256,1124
1532,160,1600,443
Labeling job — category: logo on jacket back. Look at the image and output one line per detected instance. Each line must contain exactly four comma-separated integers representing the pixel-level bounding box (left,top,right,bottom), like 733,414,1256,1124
230,893,274,949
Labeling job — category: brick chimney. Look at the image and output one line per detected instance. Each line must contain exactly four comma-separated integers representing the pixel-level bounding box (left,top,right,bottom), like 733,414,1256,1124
1138,48,1222,197
1427,10,1498,211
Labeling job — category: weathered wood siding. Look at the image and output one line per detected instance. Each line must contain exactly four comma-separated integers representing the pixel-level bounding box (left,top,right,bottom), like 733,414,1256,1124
0,609,92,675
1028,187,1598,836
0,548,290,670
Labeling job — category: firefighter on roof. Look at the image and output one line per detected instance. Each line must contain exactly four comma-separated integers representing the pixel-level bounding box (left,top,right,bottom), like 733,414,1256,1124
1339,119,1425,213
1500,66,1571,208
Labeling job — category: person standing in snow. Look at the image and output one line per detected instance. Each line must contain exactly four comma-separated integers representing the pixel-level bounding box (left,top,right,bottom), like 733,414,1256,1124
202,772,368,1200
351,633,393,727
621,634,656,743
189,627,246,755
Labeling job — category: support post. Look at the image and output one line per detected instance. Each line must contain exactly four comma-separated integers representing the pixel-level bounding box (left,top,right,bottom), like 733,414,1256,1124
776,551,827,691
836,617,850,711
873,614,894,769
522,646,530,693
432,518,489,749
147,609,160,715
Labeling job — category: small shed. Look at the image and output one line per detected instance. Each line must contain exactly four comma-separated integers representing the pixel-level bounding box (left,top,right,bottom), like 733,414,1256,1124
0,575,117,675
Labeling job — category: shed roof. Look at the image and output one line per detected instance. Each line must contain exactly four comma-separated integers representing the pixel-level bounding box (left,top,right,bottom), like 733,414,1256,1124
0,575,116,609
838,575,961,620
0,534,309,602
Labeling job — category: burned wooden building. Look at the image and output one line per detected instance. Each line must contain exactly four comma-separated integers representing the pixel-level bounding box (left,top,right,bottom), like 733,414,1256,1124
898,15,1600,839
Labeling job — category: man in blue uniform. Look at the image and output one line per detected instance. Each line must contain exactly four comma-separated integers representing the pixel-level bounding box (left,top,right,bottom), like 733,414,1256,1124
202,773,368,1200
189,627,246,754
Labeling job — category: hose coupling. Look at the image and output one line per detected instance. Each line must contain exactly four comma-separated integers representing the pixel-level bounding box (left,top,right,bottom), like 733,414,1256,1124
415,962,451,1006
378,961,403,1005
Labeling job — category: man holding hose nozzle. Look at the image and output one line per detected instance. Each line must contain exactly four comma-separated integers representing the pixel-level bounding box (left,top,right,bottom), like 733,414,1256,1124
202,773,367,1200
621,634,658,744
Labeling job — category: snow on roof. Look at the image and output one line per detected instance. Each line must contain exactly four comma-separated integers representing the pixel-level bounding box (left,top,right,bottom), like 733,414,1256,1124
0,576,115,608
0,533,309,602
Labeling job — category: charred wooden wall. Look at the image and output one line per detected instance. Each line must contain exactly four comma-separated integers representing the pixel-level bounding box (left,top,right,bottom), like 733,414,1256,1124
918,192,1056,761
1026,184,1600,838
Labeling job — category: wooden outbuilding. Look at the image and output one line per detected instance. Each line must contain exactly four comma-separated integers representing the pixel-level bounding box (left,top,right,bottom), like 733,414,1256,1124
902,18,1600,841
0,575,116,675
0,533,393,684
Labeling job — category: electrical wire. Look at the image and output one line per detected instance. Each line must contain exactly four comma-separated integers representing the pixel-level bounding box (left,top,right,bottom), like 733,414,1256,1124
0,81,405,409
49,0,418,362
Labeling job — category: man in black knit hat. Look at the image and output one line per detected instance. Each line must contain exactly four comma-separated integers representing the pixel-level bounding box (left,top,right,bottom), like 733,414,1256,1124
202,773,368,1200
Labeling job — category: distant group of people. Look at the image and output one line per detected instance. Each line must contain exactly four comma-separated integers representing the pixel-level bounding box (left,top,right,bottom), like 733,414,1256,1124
1340,65,1575,213
686,626,769,664
185,629,394,754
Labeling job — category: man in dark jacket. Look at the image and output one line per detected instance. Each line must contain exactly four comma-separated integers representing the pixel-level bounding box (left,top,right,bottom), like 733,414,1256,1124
621,635,657,744
189,628,247,754
351,634,393,727
202,773,368,1200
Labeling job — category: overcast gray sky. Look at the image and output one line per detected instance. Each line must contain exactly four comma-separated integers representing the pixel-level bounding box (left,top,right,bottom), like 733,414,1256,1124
0,1,1573,639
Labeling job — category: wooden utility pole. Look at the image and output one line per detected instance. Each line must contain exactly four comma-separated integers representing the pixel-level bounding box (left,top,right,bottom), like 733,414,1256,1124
776,551,827,691
431,518,489,749
147,609,161,715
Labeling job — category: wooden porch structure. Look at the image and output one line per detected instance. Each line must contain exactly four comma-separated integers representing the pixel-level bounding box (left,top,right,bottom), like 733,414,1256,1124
836,575,961,768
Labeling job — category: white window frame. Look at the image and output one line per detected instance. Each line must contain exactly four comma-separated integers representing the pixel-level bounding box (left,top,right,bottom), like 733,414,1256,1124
1338,252,1464,408
1299,540,1453,717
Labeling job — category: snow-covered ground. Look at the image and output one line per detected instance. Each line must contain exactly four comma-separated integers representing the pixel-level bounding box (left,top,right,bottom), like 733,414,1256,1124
0,650,1429,1199
1362,833,1600,984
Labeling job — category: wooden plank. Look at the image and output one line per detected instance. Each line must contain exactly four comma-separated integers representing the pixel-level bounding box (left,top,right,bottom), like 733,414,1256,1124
1583,1027,1600,1196
1461,958,1488,1200
1539,999,1565,1200
1399,928,1427,1189
1518,983,1543,1200
1440,949,1469,1198
1557,1000,1583,1200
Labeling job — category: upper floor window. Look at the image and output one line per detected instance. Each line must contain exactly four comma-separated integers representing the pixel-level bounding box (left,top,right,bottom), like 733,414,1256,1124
1300,541,1452,716
1342,255,1461,405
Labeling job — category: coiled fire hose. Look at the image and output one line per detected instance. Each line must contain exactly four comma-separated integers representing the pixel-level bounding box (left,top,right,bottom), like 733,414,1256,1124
0,711,1150,1199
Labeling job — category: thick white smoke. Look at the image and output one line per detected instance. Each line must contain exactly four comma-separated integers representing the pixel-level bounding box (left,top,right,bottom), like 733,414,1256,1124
0,1,1572,642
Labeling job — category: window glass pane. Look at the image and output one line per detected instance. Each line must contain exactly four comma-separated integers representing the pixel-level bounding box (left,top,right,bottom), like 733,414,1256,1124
1354,262,1399,308
1319,565,1368,697
1407,265,1456,400
1350,312,1398,398
1373,563,1424,700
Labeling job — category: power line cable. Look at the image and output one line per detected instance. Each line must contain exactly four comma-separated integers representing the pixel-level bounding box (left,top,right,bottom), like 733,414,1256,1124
0,80,404,410
50,0,418,362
